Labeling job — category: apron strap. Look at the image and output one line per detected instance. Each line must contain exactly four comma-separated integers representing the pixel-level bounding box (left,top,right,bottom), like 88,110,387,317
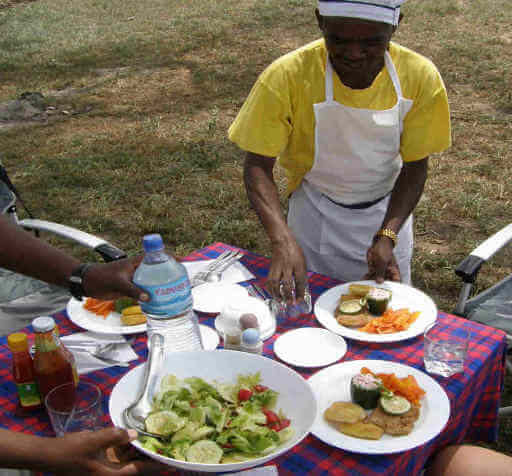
384,51,403,100
325,58,334,102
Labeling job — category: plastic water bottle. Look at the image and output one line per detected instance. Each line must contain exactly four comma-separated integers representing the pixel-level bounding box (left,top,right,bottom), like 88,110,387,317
133,234,203,351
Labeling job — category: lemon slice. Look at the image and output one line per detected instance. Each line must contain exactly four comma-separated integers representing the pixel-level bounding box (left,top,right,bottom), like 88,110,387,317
338,299,363,315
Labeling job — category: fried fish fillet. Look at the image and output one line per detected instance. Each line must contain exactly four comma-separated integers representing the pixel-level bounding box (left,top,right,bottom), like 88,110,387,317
336,311,374,328
366,405,420,436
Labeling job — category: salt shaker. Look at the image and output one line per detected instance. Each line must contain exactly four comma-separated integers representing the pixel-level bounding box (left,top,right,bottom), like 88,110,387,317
216,302,243,350
240,328,263,355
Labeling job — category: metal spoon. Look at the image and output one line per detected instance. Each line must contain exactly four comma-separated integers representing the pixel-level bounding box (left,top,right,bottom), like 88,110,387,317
123,333,165,438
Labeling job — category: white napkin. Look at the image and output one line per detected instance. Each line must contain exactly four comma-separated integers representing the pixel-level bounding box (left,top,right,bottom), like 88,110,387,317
61,331,138,374
183,259,255,284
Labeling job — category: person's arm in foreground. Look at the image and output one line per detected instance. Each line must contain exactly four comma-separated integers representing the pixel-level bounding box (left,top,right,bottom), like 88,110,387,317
0,215,148,302
0,427,164,475
425,444,512,476
365,157,429,283
244,152,307,301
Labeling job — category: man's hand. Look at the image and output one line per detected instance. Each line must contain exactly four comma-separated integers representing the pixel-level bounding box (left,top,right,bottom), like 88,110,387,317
364,237,401,283
83,257,149,303
266,237,308,303
46,427,164,475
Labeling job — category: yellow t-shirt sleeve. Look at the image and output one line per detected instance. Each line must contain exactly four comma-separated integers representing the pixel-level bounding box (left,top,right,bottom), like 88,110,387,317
400,60,451,162
228,68,293,158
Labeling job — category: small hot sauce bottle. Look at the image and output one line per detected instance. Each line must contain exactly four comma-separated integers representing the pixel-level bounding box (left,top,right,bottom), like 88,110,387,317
7,332,42,412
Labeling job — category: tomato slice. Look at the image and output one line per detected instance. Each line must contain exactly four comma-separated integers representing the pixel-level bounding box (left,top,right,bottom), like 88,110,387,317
254,384,269,393
263,409,280,425
238,388,253,401
279,418,291,430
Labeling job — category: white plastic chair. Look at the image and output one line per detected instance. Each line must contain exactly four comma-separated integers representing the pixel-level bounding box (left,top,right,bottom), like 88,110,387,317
0,161,126,336
453,223,512,416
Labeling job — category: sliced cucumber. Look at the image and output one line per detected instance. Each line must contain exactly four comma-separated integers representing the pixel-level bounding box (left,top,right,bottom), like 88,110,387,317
338,299,363,315
145,410,187,436
379,395,411,415
185,439,223,464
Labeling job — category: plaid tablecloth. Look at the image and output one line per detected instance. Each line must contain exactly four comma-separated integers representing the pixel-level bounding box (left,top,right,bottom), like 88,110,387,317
0,242,507,476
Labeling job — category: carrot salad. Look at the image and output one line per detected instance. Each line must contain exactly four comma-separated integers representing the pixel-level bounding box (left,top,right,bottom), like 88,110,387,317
362,367,425,406
359,308,420,334
83,298,114,318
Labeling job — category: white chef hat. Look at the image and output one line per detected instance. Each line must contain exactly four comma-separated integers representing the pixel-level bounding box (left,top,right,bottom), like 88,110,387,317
317,0,406,26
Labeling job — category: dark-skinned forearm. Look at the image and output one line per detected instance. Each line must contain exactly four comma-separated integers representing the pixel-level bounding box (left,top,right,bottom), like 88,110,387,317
0,429,57,471
243,152,294,245
379,158,429,234
0,215,80,288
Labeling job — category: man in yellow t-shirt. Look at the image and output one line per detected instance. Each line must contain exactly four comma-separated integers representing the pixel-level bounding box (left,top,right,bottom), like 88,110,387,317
229,0,451,301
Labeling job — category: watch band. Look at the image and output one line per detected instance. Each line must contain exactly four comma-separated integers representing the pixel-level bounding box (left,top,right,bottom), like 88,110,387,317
375,228,398,248
68,263,93,301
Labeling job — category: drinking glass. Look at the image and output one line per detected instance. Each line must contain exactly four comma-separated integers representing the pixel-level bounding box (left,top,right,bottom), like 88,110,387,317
423,322,469,377
45,381,103,436
274,282,312,321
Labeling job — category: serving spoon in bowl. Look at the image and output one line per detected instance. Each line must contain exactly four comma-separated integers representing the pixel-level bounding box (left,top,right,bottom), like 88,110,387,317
123,332,165,439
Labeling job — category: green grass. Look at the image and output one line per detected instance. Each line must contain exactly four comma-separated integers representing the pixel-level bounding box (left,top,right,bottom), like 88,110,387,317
1,0,511,455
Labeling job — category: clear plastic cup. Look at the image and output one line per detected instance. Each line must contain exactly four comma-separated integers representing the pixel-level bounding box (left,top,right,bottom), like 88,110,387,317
45,381,103,436
423,322,469,377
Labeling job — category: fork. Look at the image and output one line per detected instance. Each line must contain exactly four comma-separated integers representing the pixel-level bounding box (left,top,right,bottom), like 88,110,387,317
190,249,238,286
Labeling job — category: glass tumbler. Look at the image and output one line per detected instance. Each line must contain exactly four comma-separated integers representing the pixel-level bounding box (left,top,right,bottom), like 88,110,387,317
45,380,103,436
423,322,469,377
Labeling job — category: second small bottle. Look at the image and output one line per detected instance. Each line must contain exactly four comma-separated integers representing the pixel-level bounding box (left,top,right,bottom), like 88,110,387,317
32,316,78,404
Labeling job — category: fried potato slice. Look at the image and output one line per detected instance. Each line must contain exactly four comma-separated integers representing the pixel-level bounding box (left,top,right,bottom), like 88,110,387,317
324,401,366,424
337,421,384,440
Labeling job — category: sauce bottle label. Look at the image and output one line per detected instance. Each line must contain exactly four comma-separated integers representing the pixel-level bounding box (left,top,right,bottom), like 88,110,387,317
16,381,41,407
139,276,193,317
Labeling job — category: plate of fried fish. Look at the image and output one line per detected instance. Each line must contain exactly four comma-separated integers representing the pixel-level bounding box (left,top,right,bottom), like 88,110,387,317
308,360,450,454
314,281,437,343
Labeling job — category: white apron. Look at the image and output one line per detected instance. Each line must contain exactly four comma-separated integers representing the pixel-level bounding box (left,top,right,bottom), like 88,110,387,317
288,52,415,283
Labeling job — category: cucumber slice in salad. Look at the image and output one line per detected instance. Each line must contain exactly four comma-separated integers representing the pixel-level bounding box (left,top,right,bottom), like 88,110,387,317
185,439,223,464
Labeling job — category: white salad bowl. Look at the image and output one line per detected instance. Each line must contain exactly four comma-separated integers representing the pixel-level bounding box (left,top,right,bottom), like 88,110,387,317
109,349,318,473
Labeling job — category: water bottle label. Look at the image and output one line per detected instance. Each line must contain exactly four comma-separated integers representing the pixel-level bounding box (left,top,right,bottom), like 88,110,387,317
139,275,192,317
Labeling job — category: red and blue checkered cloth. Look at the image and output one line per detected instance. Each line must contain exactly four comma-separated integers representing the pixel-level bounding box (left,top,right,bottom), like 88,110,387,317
0,242,507,475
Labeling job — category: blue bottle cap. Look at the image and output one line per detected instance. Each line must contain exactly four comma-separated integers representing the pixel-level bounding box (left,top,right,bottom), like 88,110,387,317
142,234,164,253
242,328,260,345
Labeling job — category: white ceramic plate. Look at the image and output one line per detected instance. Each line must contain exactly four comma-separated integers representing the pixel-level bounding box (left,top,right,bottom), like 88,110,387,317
67,298,219,349
274,328,347,368
109,350,317,473
192,282,249,313
214,296,276,341
314,280,437,343
308,359,450,454
67,298,146,335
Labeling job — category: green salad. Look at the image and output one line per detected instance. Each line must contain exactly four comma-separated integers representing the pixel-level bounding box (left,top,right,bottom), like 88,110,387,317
140,372,293,464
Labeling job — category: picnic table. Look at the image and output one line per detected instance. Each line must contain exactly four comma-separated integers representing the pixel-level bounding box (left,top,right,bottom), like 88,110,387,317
0,242,507,475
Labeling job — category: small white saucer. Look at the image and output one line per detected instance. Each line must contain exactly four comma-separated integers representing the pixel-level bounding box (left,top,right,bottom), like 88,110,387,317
192,283,248,313
273,328,347,368
199,324,219,350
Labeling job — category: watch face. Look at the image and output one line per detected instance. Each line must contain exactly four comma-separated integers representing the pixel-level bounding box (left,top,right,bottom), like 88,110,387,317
69,276,83,284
